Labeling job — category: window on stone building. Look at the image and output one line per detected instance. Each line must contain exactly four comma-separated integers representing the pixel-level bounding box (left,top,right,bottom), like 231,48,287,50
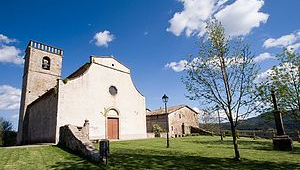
42,56,50,70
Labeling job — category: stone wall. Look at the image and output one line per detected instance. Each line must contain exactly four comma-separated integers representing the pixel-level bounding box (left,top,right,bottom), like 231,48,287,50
58,122,100,162
146,114,168,133
169,107,199,137
22,88,58,144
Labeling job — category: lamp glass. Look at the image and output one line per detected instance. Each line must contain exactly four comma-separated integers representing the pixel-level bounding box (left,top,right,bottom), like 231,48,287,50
162,94,168,103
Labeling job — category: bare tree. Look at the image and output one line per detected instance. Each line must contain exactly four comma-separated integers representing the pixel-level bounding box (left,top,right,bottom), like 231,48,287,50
183,19,259,160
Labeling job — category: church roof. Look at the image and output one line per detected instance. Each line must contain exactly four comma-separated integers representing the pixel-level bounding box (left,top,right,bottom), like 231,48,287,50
91,56,130,73
66,56,129,80
67,63,91,79
27,87,57,108
147,104,199,116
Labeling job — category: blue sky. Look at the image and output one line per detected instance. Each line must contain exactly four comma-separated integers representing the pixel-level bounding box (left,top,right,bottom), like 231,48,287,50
0,0,299,129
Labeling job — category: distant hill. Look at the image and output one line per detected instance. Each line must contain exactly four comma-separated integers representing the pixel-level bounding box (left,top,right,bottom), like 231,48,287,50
220,112,300,132
200,112,300,139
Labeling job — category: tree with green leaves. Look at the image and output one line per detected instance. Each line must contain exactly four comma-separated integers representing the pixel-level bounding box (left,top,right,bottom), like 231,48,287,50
183,19,259,161
257,49,300,121
0,118,16,146
0,120,3,146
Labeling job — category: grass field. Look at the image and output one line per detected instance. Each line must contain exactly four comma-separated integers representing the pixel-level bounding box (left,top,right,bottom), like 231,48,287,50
0,136,299,169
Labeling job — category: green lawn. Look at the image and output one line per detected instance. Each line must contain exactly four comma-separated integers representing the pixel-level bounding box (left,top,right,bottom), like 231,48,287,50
0,136,299,169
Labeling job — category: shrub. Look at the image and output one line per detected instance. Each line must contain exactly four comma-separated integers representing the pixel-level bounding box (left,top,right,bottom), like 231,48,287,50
152,124,164,137
0,118,16,146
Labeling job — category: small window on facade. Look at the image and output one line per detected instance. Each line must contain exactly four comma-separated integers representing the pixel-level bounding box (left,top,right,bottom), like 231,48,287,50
171,126,174,131
42,56,50,70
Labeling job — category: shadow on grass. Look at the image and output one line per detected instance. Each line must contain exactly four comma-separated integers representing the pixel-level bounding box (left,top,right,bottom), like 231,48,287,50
48,146,103,170
48,147,300,170
291,144,300,154
187,138,300,154
108,152,300,170
186,139,273,150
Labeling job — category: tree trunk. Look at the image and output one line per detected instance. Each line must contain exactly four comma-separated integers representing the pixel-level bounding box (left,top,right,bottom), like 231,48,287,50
230,120,240,161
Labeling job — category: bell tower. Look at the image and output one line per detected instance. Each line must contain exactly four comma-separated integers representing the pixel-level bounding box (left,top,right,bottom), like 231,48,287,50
17,40,63,144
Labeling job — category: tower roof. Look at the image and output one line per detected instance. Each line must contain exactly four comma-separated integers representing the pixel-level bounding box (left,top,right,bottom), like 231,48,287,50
27,40,64,56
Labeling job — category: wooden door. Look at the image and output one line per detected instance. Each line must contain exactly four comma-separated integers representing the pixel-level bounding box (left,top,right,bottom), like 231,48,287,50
107,118,119,139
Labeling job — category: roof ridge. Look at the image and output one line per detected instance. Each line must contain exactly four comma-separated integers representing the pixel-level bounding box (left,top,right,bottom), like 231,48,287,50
147,104,188,116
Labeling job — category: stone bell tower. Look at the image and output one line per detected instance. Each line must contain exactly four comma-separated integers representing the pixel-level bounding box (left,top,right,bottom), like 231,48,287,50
17,40,63,144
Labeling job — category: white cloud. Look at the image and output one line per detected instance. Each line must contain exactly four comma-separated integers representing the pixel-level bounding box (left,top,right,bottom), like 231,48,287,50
215,0,269,37
254,69,272,83
0,34,23,65
93,30,114,47
165,60,188,72
200,109,227,123
287,42,300,53
0,34,16,44
166,56,251,73
192,56,250,69
167,0,268,37
254,62,299,84
167,0,224,37
0,85,21,110
192,107,201,113
253,52,275,63
263,31,300,49
0,45,24,65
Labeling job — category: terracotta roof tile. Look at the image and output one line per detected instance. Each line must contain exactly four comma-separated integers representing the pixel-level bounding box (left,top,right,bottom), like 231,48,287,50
146,104,187,116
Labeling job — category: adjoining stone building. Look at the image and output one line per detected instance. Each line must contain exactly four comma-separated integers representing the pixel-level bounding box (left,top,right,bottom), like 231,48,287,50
146,105,199,137
17,40,147,144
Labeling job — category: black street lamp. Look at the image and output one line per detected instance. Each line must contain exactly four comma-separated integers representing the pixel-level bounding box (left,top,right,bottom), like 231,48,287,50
162,94,169,148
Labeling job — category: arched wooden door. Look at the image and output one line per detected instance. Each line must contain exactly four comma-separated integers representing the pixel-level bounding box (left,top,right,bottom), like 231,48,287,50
107,118,119,139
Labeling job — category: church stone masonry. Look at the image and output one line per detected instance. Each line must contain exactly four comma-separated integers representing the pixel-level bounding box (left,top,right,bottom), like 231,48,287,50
17,40,147,144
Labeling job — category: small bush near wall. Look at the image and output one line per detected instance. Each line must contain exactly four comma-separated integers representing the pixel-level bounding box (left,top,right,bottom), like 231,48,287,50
153,124,164,137
2,131,17,146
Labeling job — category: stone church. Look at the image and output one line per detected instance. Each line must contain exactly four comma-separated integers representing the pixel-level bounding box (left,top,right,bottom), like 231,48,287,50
17,40,147,144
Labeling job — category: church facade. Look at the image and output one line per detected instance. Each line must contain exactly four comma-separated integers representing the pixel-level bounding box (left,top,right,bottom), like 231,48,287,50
17,40,147,144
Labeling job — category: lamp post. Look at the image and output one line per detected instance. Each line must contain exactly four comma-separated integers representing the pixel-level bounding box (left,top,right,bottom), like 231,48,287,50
216,105,223,141
162,94,169,148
